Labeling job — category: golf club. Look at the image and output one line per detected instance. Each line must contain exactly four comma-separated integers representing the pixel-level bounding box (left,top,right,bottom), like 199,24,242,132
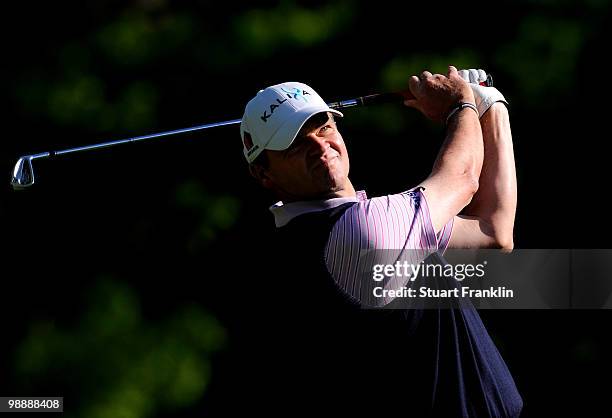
10,75,492,190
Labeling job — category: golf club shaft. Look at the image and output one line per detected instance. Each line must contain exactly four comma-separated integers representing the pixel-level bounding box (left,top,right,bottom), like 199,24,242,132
11,75,493,189
19,92,408,163
56,118,242,157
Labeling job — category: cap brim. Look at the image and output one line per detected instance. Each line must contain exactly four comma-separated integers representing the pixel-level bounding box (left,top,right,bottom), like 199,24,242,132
264,106,343,151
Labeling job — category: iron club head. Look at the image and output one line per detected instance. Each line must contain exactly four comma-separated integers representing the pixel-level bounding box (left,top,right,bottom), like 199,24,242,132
11,152,52,190
11,156,35,190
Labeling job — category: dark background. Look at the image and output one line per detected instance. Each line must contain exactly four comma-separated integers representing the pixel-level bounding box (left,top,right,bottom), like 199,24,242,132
2,0,611,416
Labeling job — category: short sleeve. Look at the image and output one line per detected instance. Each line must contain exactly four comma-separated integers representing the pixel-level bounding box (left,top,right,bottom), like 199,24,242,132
436,217,454,254
323,188,447,306
413,186,455,253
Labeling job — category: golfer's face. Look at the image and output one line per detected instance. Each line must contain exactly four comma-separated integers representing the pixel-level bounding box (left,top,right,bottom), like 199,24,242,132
266,114,350,200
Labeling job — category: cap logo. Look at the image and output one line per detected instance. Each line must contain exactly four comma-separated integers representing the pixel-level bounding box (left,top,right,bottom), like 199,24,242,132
260,87,312,123
281,87,310,102
261,98,288,123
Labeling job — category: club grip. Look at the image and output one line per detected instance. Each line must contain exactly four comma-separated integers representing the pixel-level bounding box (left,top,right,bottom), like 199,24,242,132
360,74,493,106
328,74,494,110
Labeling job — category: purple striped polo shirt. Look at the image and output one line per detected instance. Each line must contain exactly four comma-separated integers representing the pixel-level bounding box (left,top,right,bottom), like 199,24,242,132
270,188,454,306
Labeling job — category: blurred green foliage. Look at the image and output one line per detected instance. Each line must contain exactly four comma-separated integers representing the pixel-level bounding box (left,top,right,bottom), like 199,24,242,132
15,279,226,418
14,10,193,133
380,50,482,91
232,2,354,57
46,75,109,128
96,12,195,67
12,1,601,133
175,180,241,253
496,15,586,107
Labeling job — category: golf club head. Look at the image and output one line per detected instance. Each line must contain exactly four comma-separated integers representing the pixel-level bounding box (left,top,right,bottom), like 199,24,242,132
11,156,35,190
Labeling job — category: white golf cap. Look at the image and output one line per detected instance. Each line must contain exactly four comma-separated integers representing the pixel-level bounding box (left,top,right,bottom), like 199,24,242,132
240,82,343,163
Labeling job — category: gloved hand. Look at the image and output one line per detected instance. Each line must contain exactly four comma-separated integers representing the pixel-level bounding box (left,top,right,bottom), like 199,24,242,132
458,69,508,117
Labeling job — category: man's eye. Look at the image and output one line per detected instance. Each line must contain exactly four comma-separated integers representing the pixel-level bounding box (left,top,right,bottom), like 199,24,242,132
318,125,333,135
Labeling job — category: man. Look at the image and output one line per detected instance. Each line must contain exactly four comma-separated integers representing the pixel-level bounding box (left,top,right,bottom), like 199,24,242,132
239,66,521,417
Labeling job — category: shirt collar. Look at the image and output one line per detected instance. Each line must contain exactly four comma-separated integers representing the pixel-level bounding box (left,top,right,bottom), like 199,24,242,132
270,190,368,227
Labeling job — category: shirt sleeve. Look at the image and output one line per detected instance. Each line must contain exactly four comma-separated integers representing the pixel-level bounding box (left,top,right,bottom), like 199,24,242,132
436,217,454,254
323,188,448,306
417,187,454,254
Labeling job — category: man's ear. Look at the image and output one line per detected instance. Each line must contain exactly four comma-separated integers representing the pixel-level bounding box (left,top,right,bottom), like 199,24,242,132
249,164,274,189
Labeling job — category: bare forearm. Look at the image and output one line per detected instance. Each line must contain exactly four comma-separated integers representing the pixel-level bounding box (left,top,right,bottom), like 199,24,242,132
405,66,485,234
462,103,517,248
421,107,484,233
431,107,484,182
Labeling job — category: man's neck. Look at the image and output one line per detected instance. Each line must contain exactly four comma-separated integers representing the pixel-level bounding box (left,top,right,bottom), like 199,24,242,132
324,183,356,200
281,182,356,203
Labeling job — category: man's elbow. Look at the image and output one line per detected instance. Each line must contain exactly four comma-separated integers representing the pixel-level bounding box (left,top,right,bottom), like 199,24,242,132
492,233,514,253
461,175,479,207
481,220,514,252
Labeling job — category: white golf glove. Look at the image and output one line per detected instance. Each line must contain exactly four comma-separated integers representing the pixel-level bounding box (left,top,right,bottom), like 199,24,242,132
458,69,508,117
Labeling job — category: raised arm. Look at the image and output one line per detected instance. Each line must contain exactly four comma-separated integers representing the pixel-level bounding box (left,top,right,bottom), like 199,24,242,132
404,66,484,234
445,69,517,251
449,102,517,250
